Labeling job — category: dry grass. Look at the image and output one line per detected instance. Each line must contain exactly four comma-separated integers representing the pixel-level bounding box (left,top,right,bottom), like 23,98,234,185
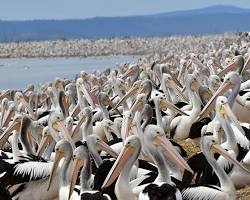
176,138,201,156
237,185,250,200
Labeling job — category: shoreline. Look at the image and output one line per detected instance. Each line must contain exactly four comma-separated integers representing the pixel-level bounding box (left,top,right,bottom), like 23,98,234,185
0,33,239,58
0,54,143,60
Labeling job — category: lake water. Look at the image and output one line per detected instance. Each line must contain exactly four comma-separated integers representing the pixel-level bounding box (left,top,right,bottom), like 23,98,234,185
0,55,141,90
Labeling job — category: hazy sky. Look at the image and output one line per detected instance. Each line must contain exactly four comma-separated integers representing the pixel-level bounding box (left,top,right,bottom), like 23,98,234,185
1,0,250,20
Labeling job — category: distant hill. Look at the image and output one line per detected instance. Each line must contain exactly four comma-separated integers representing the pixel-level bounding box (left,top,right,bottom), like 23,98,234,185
1,5,250,42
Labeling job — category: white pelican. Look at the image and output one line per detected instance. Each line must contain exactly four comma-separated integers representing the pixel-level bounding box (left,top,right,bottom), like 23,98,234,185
69,145,111,200
179,132,249,200
102,133,193,200
47,140,73,200
170,74,203,139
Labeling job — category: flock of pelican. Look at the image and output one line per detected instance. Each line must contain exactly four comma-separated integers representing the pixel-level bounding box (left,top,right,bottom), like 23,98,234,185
1,33,250,200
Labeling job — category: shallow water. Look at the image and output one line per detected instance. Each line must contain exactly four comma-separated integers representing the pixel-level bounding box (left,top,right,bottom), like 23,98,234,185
0,55,141,90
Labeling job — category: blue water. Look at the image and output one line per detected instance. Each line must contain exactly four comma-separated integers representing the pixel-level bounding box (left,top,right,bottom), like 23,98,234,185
0,56,141,90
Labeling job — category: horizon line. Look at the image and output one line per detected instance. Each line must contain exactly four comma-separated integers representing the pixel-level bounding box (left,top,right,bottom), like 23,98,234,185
1,4,250,22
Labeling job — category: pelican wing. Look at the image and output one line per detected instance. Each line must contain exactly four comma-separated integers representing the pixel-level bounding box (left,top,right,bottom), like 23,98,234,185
230,123,250,149
13,161,52,181
129,175,150,188
181,185,222,200
0,157,52,187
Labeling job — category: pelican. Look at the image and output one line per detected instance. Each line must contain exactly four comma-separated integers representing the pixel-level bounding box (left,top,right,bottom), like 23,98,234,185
170,74,203,139
198,71,250,123
47,140,73,200
102,133,193,200
3,33,250,200
180,132,249,200
69,145,111,200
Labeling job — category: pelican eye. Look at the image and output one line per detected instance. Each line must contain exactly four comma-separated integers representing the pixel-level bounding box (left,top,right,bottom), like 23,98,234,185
211,139,215,143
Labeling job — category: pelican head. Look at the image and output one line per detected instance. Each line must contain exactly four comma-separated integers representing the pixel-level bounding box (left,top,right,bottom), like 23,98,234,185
1,97,9,110
162,73,187,102
47,140,73,191
90,85,101,96
130,93,146,112
24,84,34,94
49,111,75,149
1,98,9,126
36,126,53,157
185,74,200,94
54,77,64,90
0,89,11,100
102,135,141,189
69,145,89,199
80,70,89,80
81,107,92,122
154,94,189,116
201,132,250,173
197,72,240,120
0,114,22,149
46,86,55,97
116,78,130,92
199,86,213,106
87,134,118,158
144,125,193,173
209,75,221,92
122,64,139,80
215,96,242,129
121,110,134,140
15,92,36,120
76,78,84,90
97,92,113,107
70,109,89,138
218,55,245,77
113,80,146,110
140,79,152,94
66,116,73,130
102,119,120,138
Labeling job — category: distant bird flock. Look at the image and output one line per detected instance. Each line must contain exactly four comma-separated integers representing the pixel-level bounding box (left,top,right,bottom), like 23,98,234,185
0,33,248,58
0,32,250,200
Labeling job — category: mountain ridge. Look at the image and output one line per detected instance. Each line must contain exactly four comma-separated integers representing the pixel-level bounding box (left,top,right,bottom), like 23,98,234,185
1,5,250,42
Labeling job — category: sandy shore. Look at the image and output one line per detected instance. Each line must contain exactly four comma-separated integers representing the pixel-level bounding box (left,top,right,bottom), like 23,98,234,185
0,33,242,58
